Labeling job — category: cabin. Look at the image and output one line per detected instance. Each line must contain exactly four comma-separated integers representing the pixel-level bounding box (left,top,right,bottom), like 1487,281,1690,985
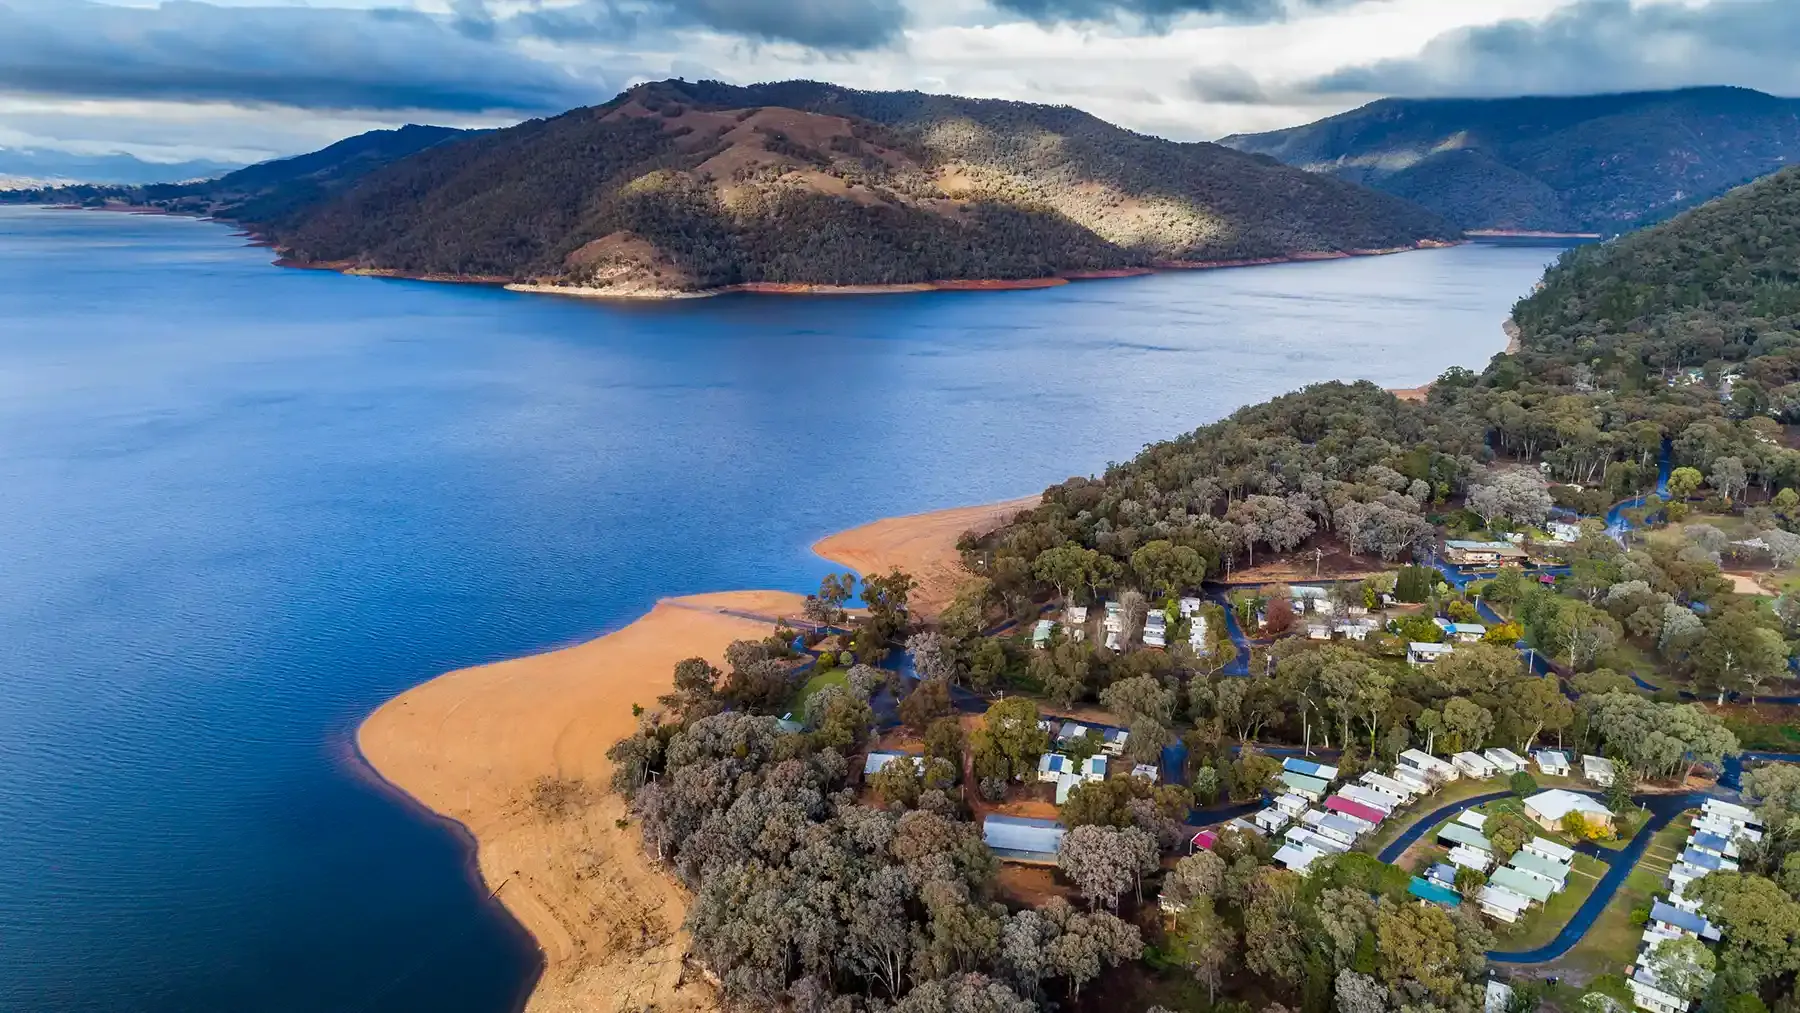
1456,810,1488,832
1190,829,1217,853
1434,618,1489,643
1032,619,1055,649
1507,849,1571,891
1409,876,1462,909
1101,728,1130,756
1285,825,1349,855
1453,752,1498,779
1179,597,1204,616
1393,766,1433,794
1534,749,1571,776
1359,772,1417,803
1478,885,1532,923
1447,844,1494,873
1307,624,1331,640
983,815,1066,863
1065,606,1088,641
1491,865,1554,906
1701,798,1758,827
1547,522,1585,544
1143,612,1167,649
1687,830,1738,860
1253,807,1292,834
1437,822,1491,853
1648,898,1721,941
1131,763,1160,784
1444,540,1531,566
1583,755,1617,786
1483,748,1528,774
1668,861,1713,895
1056,723,1093,748
1281,770,1332,802
1486,981,1516,1013
1339,786,1396,815
1524,837,1576,865
1189,613,1210,654
1037,753,1072,782
1290,586,1329,612
1400,749,1460,782
1324,795,1386,826
1303,810,1367,845
1524,789,1613,832
1693,811,1762,843
1274,842,1327,874
1408,642,1456,666
1282,757,1340,781
1336,621,1374,641
1628,969,1692,1013
1426,862,1458,889
1676,848,1736,874
1273,793,1311,818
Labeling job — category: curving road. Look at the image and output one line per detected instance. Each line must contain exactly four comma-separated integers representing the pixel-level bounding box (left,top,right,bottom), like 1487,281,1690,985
1374,786,1705,963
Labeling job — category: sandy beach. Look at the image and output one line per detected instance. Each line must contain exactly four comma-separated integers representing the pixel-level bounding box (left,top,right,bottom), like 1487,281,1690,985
358,497,1029,1011
813,494,1042,616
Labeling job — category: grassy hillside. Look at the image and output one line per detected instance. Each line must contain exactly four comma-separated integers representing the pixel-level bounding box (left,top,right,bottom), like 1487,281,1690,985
1223,87,1800,234
250,79,1453,292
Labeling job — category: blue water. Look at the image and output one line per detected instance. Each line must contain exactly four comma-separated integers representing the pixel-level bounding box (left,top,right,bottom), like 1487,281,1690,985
0,207,1562,1011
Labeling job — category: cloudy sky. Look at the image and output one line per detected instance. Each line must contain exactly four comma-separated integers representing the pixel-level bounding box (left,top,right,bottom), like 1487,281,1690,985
3,0,1799,166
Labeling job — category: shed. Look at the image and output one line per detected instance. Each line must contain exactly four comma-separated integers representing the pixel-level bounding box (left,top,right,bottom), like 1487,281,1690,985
1457,810,1489,831
1409,876,1462,908
983,815,1065,861
1325,795,1386,825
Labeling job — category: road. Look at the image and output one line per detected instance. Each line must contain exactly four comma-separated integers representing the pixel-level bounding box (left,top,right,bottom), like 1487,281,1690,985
1373,786,1705,964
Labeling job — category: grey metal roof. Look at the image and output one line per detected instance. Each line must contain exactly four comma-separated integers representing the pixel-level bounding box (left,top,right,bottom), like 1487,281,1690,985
983,815,1065,857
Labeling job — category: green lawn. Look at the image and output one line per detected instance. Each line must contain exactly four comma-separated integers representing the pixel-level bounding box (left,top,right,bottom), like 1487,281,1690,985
1493,853,1608,951
790,665,848,716
1549,810,1695,979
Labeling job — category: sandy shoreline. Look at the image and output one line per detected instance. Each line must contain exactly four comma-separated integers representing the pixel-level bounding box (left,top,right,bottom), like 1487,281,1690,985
358,497,1036,1011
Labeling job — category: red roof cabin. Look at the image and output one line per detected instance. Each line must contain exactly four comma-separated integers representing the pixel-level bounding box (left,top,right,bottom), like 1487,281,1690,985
1323,795,1385,825
1190,829,1218,852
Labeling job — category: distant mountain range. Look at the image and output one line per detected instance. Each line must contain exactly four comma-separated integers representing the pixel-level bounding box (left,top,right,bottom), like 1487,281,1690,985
1221,86,1800,235
0,148,240,187
6,81,1454,296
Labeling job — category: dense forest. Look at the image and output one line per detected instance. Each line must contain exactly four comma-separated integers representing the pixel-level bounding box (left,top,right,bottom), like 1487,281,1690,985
594,157,1800,1013
1223,88,1800,234
13,79,1455,292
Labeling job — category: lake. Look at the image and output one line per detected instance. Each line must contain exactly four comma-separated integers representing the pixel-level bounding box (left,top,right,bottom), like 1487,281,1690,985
0,207,1562,1011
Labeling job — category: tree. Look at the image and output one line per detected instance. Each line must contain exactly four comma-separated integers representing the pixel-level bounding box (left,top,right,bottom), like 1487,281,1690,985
1710,456,1750,502
1162,850,1227,911
1057,824,1152,910
862,568,917,640
1375,900,1465,1001
1335,969,1388,1013
1243,867,1307,985
1509,771,1538,797
1100,674,1177,728
1693,872,1800,989
1692,609,1787,703
1649,936,1716,1004
1034,543,1104,604
971,697,1048,783
1132,539,1208,597
891,974,1035,1013
908,631,960,685
1168,898,1235,1003
803,572,855,628
924,717,965,766
899,677,952,731
1668,467,1704,501
1504,676,1573,754
659,656,722,715
1454,865,1487,896
1467,471,1554,529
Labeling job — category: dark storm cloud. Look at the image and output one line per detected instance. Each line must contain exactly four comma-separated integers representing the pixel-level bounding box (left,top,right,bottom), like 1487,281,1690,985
991,0,1362,29
0,0,597,113
1314,0,1800,98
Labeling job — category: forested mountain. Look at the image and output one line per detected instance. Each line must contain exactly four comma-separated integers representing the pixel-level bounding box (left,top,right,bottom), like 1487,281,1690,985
1222,87,1800,234
3,124,472,223
186,79,1452,293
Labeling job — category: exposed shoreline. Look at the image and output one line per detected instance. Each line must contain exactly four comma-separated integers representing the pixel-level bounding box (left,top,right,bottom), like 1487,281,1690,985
356,498,1037,1012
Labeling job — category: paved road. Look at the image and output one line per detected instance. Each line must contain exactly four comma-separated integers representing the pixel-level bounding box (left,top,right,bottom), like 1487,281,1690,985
1489,791,1701,964
1373,786,1708,963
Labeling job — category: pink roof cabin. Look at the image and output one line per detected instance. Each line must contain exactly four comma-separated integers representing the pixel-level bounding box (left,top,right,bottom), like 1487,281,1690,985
1324,795,1385,825
1191,829,1218,851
